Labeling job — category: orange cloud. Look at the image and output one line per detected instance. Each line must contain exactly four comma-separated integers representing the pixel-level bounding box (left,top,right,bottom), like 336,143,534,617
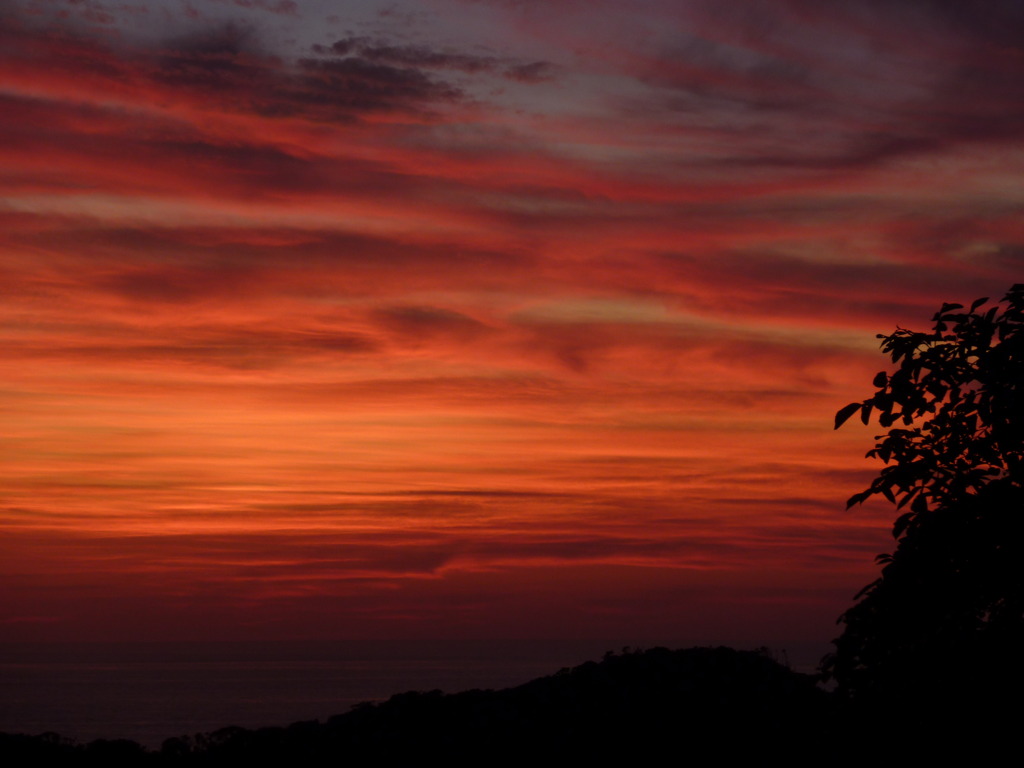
1,2,1022,652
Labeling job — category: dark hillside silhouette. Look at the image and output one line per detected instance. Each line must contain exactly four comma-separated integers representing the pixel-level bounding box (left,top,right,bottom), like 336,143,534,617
826,285,1024,737
0,647,830,765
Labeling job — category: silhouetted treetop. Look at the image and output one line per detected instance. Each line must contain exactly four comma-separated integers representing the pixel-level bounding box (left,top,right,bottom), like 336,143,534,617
826,284,1024,730
835,284,1024,538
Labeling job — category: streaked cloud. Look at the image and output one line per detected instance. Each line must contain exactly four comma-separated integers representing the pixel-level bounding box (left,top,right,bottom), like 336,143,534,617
1,0,1021,649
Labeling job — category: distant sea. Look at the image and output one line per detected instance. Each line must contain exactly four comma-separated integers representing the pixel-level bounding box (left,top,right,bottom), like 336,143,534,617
0,639,622,748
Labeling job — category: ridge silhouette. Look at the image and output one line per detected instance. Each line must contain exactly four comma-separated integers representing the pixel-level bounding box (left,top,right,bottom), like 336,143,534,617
1,647,829,765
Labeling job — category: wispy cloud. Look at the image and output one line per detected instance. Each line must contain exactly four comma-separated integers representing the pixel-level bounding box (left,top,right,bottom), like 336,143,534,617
1,0,1021,645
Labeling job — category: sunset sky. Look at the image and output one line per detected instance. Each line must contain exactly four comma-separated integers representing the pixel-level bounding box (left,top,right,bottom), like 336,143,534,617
2,0,1023,658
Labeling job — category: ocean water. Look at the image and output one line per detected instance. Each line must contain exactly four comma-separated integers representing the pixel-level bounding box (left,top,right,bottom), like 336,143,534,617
0,640,599,748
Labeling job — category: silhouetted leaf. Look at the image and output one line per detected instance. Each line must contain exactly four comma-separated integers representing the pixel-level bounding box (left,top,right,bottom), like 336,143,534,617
892,512,914,538
846,490,871,508
895,486,917,509
835,402,862,430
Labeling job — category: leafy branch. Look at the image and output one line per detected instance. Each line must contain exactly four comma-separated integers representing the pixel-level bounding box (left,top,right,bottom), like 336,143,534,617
835,284,1024,538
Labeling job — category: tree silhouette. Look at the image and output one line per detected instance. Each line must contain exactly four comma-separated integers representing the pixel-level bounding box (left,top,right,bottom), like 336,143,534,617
825,285,1024,728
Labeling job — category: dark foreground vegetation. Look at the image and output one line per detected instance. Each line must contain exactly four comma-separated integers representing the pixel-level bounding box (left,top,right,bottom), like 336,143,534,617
825,286,1024,749
1,646,832,766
